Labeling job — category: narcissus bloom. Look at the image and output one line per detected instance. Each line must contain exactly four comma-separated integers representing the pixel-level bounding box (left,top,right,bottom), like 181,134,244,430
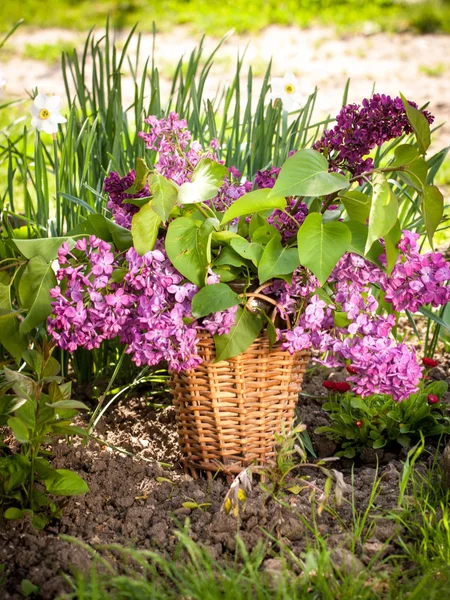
30,93,67,134
269,72,303,112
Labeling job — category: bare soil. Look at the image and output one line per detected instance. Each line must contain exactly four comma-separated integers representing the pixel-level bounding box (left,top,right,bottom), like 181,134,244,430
1,354,449,599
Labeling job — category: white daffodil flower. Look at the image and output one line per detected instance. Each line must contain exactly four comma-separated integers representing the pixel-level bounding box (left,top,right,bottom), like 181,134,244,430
30,93,67,134
269,72,304,113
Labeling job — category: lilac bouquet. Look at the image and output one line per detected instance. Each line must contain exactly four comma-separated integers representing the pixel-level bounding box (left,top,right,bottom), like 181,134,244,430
48,95,449,402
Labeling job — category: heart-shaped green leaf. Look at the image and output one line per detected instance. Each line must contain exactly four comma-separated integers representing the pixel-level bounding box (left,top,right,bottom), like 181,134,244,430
178,159,227,205
221,189,286,225
297,213,351,286
269,149,349,198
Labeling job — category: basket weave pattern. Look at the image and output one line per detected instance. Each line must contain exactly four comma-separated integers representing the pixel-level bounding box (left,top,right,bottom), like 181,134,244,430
170,333,309,475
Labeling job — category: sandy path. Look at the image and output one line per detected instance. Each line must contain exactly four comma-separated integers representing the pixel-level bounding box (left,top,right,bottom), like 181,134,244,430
2,25,450,148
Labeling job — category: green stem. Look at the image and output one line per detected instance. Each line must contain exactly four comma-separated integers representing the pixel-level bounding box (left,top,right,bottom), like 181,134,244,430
53,134,61,235
88,346,127,433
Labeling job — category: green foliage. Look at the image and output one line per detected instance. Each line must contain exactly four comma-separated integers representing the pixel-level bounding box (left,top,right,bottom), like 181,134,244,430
0,344,88,528
270,149,349,198
191,283,240,318
316,381,450,458
297,213,352,285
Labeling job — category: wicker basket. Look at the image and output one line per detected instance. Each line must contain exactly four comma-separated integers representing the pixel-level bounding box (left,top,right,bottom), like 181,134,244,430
170,332,309,476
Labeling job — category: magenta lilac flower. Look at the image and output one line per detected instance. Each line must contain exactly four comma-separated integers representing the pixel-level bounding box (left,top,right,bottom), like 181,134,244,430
314,94,434,176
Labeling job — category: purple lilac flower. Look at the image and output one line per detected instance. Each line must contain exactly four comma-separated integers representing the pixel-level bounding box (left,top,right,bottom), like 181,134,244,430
48,237,202,372
254,166,280,190
314,94,434,176
202,305,238,336
104,170,149,229
381,231,450,312
211,168,253,213
138,111,217,185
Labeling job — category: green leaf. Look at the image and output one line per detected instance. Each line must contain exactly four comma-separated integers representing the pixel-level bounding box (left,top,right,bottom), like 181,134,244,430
178,159,227,205
418,306,450,333
422,184,444,247
12,237,75,262
345,220,383,265
7,416,29,443
131,202,162,255
44,469,89,496
191,284,240,318
21,579,40,597
297,213,351,286
149,173,179,222
47,400,89,410
214,246,249,268
3,367,37,400
229,238,263,264
389,144,419,168
0,282,28,360
269,149,349,198
400,93,431,155
365,172,398,254
251,224,281,246
124,158,150,194
165,217,212,287
4,507,25,520
18,257,56,335
214,307,263,362
260,311,278,349
339,191,371,223
221,189,286,225
258,235,300,284
384,220,401,273
75,214,133,251
372,438,387,449
334,311,352,328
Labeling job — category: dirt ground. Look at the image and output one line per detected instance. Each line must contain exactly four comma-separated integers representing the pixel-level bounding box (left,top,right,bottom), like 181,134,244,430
2,25,450,150
0,353,449,600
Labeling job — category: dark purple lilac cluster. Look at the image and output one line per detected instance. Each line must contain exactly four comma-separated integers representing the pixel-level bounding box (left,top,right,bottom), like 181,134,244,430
314,94,434,176
104,170,149,229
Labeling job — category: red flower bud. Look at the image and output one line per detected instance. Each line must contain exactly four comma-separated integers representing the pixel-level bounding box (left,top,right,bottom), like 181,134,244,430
355,420,363,428
346,365,357,375
423,357,439,368
427,394,439,405
322,381,336,390
333,382,351,393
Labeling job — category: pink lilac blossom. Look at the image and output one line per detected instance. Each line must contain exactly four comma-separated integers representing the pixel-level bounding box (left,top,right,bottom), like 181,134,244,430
138,111,217,185
276,246,440,401
314,94,434,176
381,230,450,312
48,238,202,372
